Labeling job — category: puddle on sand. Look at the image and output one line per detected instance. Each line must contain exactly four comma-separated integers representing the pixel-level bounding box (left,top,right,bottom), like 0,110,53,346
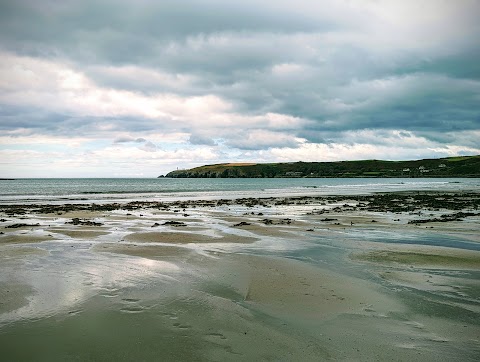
0,241,183,326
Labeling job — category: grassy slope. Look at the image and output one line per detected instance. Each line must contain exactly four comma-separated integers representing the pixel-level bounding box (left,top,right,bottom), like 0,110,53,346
164,155,480,178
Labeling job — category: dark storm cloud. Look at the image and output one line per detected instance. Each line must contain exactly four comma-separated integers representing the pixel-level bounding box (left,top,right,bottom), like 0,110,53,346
0,0,324,61
189,134,217,146
113,137,148,144
0,106,76,134
1,0,479,153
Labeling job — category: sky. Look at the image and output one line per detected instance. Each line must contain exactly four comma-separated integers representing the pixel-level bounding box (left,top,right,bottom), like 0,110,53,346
1,0,479,177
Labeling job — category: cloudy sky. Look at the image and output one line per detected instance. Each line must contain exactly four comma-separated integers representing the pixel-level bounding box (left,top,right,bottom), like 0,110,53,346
1,0,479,177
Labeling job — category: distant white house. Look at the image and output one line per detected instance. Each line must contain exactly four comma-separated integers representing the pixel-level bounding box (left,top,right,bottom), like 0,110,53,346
402,168,410,172
438,164,446,168
418,165,430,173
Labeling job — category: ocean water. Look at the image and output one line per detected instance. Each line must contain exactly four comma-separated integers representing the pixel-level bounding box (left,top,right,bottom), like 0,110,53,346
0,177,479,204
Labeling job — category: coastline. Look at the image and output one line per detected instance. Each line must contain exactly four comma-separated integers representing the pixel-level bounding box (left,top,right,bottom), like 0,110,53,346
1,190,479,360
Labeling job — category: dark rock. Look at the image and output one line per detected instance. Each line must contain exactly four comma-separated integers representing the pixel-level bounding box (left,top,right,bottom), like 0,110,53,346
233,221,251,227
162,221,186,227
6,223,40,228
66,218,103,226
407,211,479,224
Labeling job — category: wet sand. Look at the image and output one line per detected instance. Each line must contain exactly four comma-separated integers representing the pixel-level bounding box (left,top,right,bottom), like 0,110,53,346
0,191,479,361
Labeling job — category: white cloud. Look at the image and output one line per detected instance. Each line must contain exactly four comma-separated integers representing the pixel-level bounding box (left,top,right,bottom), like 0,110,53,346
0,142,222,178
0,52,232,122
265,128,480,162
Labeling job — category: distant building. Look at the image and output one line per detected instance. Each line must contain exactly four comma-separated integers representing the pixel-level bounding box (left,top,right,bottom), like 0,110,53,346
438,164,446,168
402,168,410,172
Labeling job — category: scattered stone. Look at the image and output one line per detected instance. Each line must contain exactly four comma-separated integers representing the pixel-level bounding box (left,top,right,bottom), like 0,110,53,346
233,221,251,227
66,218,103,226
0,193,479,222
162,221,186,227
320,218,337,222
408,211,479,224
6,223,40,228
151,222,160,227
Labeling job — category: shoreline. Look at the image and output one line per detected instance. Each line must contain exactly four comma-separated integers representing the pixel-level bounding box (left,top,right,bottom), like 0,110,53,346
1,190,479,360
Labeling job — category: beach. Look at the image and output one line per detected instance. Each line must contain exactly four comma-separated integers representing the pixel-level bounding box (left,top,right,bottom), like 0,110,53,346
2,0,479,359
1,188,479,361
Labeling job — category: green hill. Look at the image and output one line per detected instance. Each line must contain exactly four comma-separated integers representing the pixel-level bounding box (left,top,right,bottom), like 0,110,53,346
163,155,480,178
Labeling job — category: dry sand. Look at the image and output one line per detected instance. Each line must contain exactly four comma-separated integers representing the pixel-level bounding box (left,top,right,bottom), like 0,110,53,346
232,254,404,321
352,247,480,269
47,228,111,239
0,233,54,244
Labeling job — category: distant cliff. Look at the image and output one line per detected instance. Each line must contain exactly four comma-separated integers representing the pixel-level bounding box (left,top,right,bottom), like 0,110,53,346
163,155,480,178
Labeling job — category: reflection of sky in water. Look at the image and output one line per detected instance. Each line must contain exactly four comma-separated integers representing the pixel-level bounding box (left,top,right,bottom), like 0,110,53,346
337,228,480,251
0,243,181,325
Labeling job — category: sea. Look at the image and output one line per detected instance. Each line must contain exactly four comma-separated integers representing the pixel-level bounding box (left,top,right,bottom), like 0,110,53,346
1,177,479,204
